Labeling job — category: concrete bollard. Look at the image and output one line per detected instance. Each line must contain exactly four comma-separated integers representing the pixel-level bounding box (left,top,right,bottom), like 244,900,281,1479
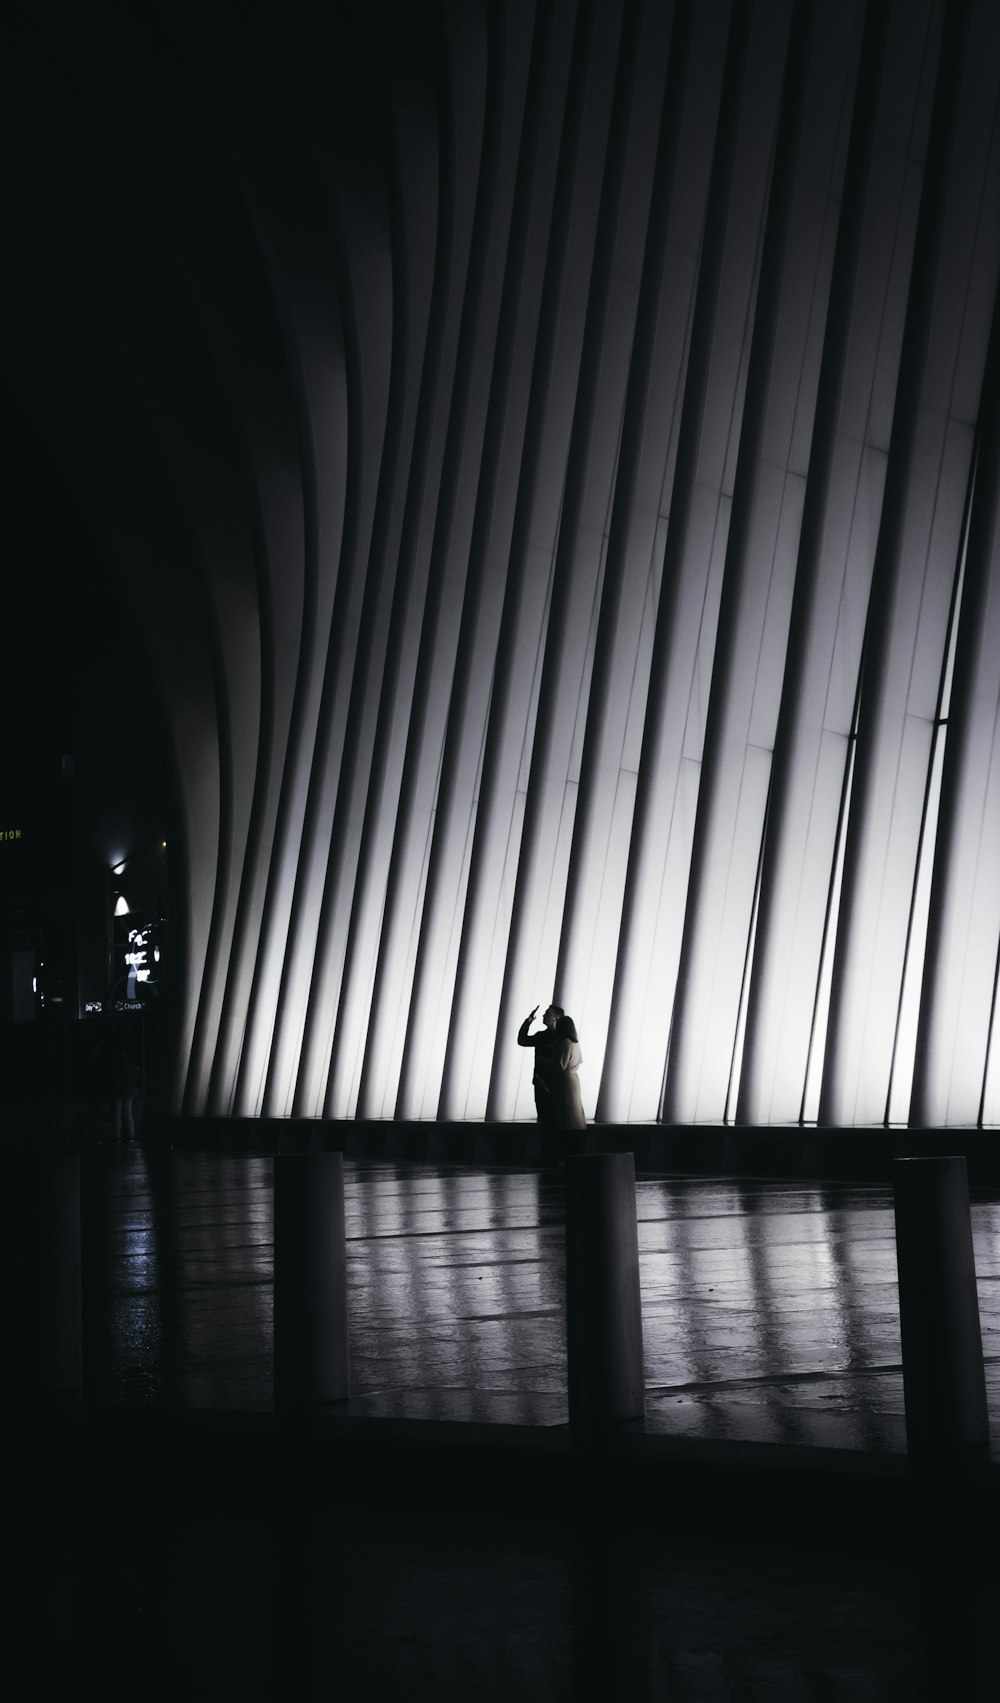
892,1156,989,1463
566,1152,645,1424
273,1153,350,1408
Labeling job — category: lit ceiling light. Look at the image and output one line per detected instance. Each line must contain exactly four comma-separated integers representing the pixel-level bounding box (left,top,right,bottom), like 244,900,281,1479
114,894,130,916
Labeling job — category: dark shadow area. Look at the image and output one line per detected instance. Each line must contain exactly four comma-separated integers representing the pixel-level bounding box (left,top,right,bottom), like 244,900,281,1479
1,414,170,1127
10,1411,999,1701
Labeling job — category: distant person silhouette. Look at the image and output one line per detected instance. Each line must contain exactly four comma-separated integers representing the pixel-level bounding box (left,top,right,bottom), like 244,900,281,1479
517,1004,563,1127
112,1048,139,1144
552,1014,586,1134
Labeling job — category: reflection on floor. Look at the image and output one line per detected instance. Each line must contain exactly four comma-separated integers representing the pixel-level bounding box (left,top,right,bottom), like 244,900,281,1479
81,1153,1000,1453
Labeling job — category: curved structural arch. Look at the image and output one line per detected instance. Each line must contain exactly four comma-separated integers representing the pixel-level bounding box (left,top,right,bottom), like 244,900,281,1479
8,0,1000,1127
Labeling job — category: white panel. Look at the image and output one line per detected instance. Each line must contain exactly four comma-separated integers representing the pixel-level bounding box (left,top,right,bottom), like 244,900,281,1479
628,757,702,1120
741,423,886,1119
801,727,858,1125
600,490,730,1122
824,447,888,734
680,744,771,1123
867,160,924,453
941,705,1000,1125
747,474,807,749
908,421,975,720
568,767,637,1100
667,469,808,1123
888,731,945,1125
916,483,1000,1124
468,788,528,1121
835,714,933,1124
983,963,1000,1127
439,556,551,1121
759,728,848,1124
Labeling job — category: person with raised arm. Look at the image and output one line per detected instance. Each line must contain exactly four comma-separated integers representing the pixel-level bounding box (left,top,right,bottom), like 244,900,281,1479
516,1003,563,1128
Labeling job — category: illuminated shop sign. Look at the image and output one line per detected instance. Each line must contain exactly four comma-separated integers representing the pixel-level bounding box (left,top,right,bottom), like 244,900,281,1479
126,927,153,987
120,918,163,1002
1,828,24,841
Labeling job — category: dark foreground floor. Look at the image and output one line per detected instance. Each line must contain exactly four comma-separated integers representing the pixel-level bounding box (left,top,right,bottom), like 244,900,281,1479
8,1150,1000,1699
13,1407,1000,1702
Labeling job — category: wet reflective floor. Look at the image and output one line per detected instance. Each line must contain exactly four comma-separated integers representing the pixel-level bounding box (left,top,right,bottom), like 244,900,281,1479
80,1153,1000,1454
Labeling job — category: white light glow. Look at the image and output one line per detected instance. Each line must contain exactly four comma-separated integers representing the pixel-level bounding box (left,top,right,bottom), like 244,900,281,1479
801,736,856,1124
149,4,998,1132
888,736,946,1124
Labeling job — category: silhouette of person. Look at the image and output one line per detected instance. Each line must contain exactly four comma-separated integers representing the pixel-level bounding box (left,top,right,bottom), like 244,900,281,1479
517,1004,563,1127
112,1048,139,1143
552,1014,586,1132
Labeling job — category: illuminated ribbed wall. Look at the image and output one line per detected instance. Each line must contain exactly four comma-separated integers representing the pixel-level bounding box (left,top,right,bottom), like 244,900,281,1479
9,0,1000,1124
